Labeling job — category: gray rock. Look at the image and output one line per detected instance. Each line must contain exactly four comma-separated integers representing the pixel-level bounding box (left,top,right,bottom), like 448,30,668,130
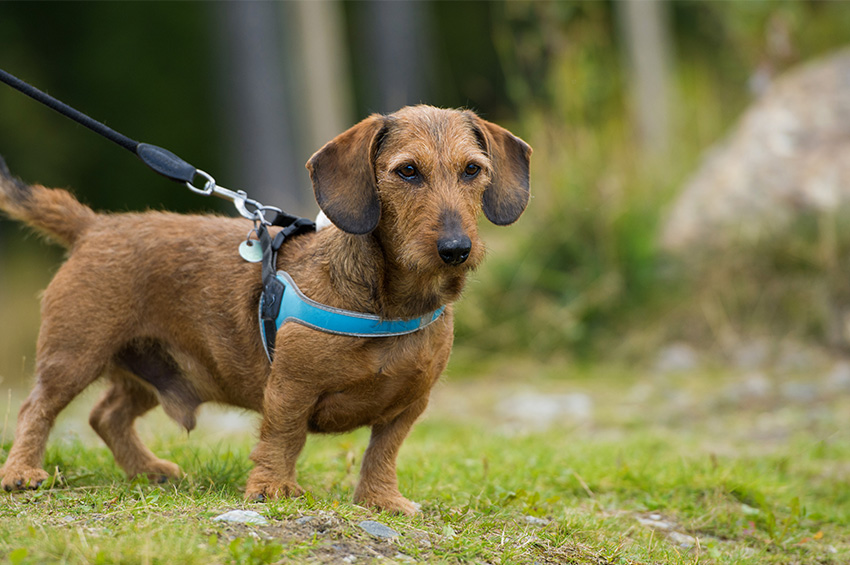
212,510,268,526
358,520,400,539
637,515,674,531
294,515,315,525
523,515,550,526
654,343,699,373
668,531,698,548
732,340,771,370
780,381,818,403
825,361,850,393
497,392,593,430
723,372,773,403
662,48,850,252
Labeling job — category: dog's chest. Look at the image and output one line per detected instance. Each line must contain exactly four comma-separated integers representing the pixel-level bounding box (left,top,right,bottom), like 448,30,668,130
287,331,450,434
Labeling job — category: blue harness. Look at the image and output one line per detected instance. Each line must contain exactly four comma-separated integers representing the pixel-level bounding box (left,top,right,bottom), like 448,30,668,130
252,218,445,362
259,270,445,362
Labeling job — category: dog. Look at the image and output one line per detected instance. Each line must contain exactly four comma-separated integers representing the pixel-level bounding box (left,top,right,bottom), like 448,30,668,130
0,105,530,514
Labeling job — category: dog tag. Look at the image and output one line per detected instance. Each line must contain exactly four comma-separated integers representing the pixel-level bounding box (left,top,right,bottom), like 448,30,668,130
238,239,263,262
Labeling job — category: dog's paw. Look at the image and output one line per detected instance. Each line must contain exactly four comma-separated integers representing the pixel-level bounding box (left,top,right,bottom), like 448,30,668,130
245,472,304,502
355,490,421,516
0,466,50,492
141,459,183,484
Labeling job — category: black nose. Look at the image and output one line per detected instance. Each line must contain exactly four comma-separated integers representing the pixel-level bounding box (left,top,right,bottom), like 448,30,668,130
437,236,472,265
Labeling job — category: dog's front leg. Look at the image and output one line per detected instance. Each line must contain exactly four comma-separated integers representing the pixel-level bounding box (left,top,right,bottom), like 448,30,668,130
246,377,312,501
354,396,429,515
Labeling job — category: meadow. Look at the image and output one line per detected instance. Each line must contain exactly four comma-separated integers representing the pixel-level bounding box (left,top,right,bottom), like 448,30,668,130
0,350,848,564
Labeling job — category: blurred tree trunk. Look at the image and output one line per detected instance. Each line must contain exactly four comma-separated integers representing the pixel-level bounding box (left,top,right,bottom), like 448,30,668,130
359,0,433,113
212,1,306,215
290,0,354,157
618,0,672,157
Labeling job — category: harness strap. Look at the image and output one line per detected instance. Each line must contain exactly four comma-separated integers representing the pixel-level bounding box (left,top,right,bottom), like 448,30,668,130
258,217,317,360
259,270,446,363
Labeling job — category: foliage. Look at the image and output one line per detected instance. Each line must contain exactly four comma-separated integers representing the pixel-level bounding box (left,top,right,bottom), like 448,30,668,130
455,0,850,360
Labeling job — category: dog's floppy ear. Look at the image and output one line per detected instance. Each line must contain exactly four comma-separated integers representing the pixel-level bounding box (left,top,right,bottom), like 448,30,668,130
306,114,387,235
468,114,532,226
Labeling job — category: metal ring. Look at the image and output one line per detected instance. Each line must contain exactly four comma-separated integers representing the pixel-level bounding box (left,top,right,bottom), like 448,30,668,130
185,169,215,196
256,205,283,225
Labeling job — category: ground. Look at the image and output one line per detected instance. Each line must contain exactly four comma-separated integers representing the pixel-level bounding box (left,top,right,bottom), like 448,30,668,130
0,343,848,564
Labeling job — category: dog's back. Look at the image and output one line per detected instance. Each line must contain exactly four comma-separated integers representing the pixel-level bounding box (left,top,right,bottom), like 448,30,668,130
0,156,95,247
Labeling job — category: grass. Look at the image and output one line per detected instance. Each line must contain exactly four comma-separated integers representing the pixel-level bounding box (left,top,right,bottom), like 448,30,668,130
0,360,848,564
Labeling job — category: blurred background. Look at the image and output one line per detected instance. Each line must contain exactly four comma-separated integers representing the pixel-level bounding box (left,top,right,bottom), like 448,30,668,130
2,0,850,388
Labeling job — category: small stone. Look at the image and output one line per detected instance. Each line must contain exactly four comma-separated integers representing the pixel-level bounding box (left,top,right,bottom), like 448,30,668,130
294,515,315,525
523,515,550,526
780,381,818,403
825,362,850,393
723,372,772,403
654,343,699,373
668,531,697,548
358,520,400,539
212,510,268,526
637,516,674,531
497,392,593,430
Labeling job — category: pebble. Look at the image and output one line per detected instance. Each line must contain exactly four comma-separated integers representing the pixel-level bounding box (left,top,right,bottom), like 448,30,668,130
655,343,699,373
358,520,400,539
295,515,315,525
212,510,269,526
825,362,850,393
497,392,593,430
668,531,698,548
637,515,674,531
723,372,772,404
524,515,550,526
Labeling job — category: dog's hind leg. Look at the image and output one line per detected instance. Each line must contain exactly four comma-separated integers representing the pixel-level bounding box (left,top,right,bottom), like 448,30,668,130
0,355,105,491
89,369,182,483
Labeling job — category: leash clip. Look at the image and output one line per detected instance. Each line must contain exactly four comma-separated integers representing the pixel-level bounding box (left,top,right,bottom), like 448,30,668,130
186,169,281,225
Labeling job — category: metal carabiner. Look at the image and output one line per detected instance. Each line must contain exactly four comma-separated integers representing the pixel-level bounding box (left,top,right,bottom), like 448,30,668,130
185,169,278,225
185,169,216,196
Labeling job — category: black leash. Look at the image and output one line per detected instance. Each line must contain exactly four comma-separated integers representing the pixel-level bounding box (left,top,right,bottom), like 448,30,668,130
0,68,312,230
1,68,198,189
0,67,316,361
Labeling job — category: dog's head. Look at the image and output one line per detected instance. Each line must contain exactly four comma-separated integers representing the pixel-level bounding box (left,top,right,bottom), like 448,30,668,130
306,105,531,273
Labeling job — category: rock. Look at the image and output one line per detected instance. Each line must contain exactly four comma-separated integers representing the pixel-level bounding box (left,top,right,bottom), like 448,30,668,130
497,392,593,430
662,48,850,252
824,361,850,393
731,340,771,371
212,510,268,526
780,381,818,403
523,515,550,526
357,520,400,539
723,372,773,404
668,531,698,549
654,343,699,373
294,515,315,525
637,515,674,531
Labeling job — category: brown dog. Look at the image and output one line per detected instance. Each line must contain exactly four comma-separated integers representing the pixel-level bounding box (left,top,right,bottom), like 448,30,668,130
0,105,530,514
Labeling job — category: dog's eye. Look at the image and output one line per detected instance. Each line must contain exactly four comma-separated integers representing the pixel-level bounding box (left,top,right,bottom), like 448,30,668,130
463,163,481,178
396,164,418,181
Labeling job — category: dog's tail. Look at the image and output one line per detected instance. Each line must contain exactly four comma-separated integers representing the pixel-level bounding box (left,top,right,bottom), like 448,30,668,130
0,154,96,247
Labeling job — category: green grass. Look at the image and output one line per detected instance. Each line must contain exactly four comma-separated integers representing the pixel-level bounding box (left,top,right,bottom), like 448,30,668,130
1,365,847,564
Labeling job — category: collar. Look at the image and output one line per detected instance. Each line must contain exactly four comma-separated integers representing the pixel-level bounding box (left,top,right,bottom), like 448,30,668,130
259,270,445,362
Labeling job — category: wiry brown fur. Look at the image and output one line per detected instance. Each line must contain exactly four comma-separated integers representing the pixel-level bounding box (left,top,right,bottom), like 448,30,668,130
0,106,530,514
